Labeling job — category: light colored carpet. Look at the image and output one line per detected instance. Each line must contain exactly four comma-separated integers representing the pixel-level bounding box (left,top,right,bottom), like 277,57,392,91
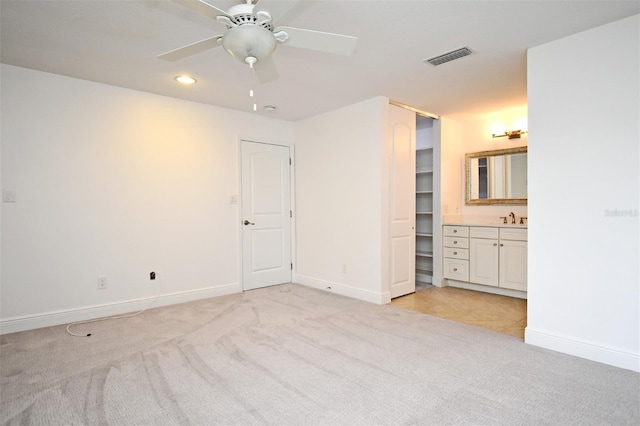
1,283,638,425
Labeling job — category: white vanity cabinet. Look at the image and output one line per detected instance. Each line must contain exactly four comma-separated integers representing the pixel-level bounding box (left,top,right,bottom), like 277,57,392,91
443,224,527,294
497,228,527,291
469,227,499,286
443,226,470,282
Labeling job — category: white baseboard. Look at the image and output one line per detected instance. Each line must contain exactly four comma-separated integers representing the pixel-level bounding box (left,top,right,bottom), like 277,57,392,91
295,274,389,305
525,327,640,373
447,279,527,299
0,282,241,335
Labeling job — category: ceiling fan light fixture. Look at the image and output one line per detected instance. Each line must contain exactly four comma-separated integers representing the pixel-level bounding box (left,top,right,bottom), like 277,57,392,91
245,56,257,68
159,0,359,85
221,25,276,64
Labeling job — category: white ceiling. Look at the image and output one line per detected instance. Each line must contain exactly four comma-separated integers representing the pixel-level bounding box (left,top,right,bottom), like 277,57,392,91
2,0,639,121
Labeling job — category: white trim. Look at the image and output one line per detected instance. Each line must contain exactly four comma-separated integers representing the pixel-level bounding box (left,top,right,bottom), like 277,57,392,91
288,143,296,280
388,99,439,120
0,283,241,335
525,327,640,373
296,274,390,305
236,138,245,296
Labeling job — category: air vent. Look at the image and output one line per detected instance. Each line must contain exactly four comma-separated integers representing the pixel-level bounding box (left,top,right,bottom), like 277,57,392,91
424,47,473,66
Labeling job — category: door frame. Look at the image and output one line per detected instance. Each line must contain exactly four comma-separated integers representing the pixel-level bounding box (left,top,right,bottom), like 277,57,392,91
237,138,296,291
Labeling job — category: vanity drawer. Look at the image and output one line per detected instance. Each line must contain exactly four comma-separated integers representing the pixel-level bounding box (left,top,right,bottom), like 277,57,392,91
444,247,469,260
500,228,528,241
444,258,469,281
470,226,499,239
443,226,469,237
443,236,469,249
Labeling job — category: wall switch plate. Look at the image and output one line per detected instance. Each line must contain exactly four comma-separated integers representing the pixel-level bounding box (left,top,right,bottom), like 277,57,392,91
2,189,16,203
97,276,108,290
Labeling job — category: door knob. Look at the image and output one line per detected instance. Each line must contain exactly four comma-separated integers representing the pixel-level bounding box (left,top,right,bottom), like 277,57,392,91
243,220,255,226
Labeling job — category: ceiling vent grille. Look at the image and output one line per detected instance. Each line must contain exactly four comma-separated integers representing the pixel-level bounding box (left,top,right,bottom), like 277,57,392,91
424,47,473,66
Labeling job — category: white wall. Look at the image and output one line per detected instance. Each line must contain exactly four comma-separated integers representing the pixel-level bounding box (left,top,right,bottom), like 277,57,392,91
438,116,464,219
0,64,294,333
443,106,529,222
526,15,639,371
294,97,388,303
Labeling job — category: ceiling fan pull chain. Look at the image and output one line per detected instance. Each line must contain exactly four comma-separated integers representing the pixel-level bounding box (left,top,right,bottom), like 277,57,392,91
246,57,258,112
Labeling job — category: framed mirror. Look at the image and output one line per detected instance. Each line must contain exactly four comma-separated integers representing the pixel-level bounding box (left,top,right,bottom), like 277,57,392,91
465,146,527,205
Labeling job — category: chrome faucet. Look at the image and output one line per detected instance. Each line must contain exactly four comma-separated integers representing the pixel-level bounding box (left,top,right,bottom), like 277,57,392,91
509,212,516,224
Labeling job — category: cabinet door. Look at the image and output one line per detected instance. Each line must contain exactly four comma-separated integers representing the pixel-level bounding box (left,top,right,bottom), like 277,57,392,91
469,238,499,286
499,240,527,291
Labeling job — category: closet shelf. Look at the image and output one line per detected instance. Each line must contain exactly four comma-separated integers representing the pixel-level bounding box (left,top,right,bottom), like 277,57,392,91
416,143,435,285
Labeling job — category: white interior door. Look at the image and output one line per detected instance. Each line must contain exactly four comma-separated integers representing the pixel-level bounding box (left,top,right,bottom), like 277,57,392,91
241,141,292,291
389,105,416,298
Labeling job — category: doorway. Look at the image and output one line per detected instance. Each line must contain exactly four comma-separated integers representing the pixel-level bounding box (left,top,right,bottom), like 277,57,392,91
391,285,527,339
240,140,292,290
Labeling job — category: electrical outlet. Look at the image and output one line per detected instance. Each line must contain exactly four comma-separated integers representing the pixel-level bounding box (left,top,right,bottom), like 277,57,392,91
97,276,108,290
342,264,347,274
150,271,156,280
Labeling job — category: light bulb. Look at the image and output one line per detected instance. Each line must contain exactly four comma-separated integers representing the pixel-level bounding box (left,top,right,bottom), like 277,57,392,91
513,118,528,133
490,123,506,136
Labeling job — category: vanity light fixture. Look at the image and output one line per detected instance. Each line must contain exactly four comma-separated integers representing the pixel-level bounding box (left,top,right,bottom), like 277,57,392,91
175,75,196,85
492,129,527,139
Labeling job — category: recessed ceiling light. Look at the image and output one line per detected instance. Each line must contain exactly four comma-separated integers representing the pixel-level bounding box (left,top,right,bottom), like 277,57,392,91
175,75,196,85
264,105,277,112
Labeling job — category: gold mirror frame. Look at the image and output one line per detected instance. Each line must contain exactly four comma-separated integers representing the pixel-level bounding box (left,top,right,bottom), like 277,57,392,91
465,146,527,206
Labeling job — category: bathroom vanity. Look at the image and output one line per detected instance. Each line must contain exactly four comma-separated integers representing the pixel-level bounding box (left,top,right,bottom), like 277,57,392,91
443,223,527,298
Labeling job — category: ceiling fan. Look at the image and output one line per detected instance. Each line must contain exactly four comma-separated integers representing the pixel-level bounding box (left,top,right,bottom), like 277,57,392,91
158,0,358,82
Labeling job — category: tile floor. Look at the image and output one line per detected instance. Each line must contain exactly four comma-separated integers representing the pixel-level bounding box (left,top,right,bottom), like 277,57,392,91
391,283,527,339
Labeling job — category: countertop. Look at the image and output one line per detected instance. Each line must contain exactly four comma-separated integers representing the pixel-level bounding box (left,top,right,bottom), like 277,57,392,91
443,222,527,229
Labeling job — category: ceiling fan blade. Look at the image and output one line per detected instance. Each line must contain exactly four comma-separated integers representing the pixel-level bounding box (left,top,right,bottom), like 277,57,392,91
171,0,231,20
275,26,358,56
253,0,301,23
157,35,222,61
254,55,279,83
